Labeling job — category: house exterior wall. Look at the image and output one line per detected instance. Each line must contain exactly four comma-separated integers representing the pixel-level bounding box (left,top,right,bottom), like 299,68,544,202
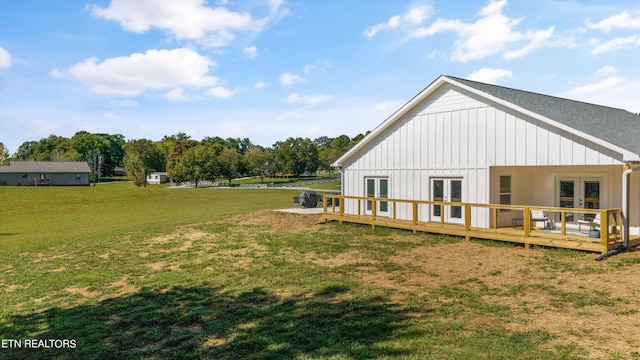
0,172,90,186
489,165,639,235
340,83,628,228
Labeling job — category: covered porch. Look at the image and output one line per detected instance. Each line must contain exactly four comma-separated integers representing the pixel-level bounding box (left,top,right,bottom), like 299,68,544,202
320,195,640,254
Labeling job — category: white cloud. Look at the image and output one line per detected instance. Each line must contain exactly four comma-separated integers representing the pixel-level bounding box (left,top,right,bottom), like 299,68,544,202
164,87,194,102
90,0,267,47
560,77,625,96
66,48,219,96
595,65,619,76
364,15,401,38
586,11,640,32
287,93,332,105
410,0,555,62
557,77,640,113
267,0,284,13
364,4,432,38
243,46,257,59
205,86,235,99
0,46,11,68
254,81,269,89
591,35,640,54
303,59,332,74
111,99,139,107
503,27,554,59
279,72,306,85
467,68,512,84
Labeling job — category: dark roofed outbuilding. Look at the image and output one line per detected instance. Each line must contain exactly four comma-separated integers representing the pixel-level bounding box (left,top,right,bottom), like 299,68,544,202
0,161,91,186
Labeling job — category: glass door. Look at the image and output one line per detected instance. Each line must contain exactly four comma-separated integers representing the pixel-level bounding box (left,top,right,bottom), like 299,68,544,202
431,178,464,224
583,181,600,210
365,177,389,217
559,179,576,222
557,177,601,224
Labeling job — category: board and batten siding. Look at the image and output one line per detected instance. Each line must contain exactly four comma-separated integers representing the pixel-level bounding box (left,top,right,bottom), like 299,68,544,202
341,83,627,227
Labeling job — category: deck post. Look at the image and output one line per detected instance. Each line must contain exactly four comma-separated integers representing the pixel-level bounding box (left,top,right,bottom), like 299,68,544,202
600,210,608,252
393,201,397,222
465,204,471,241
561,211,566,236
523,207,530,249
492,207,497,230
323,195,328,215
371,199,376,230
412,202,418,233
357,199,361,219
339,196,344,224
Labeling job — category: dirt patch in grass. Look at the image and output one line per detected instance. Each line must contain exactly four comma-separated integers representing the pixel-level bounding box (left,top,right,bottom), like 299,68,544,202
229,211,640,358
65,285,100,298
308,251,372,267
146,261,167,271
104,275,139,299
222,210,321,231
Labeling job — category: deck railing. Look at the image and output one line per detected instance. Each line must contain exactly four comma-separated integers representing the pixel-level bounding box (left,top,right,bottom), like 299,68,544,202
321,195,625,253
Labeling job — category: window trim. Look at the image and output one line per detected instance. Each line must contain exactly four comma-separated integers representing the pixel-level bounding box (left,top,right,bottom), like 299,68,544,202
499,174,511,213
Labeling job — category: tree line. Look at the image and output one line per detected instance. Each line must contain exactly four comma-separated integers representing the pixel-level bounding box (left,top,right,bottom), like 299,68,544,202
2,131,367,186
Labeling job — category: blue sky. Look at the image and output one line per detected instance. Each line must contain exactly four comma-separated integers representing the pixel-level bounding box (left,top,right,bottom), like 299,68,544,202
1,0,639,154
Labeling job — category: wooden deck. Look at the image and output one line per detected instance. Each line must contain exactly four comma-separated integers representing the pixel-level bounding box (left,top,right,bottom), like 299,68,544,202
320,195,640,254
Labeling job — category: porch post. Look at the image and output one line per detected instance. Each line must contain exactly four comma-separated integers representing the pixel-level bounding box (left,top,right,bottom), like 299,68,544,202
523,207,530,238
465,204,471,241
622,164,640,248
600,209,609,252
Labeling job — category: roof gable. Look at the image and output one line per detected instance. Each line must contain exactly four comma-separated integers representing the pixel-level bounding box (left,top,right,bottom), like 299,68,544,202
335,75,640,166
0,161,91,173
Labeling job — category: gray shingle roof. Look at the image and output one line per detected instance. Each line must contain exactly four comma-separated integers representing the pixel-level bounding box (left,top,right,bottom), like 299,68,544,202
447,75,640,156
0,161,91,173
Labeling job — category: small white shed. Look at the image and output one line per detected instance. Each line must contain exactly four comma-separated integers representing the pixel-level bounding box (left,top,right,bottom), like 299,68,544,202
147,172,168,184
333,75,640,236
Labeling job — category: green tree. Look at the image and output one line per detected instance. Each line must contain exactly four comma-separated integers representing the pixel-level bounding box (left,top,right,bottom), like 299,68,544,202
123,139,163,187
166,139,198,181
244,145,272,183
70,132,125,177
274,137,320,177
172,144,217,188
0,142,9,165
14,141,38,160
218,147,243,185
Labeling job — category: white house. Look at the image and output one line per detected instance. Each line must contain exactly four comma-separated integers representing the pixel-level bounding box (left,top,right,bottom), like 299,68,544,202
332,75,640,238
147,172,168,184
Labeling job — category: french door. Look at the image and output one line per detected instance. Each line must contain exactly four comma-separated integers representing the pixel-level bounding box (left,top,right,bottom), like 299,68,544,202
365,177,389,217
431,178,463,224
557,177,601,223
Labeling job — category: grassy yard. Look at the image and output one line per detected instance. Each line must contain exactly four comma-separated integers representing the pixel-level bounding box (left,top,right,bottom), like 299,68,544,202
1,184,639,359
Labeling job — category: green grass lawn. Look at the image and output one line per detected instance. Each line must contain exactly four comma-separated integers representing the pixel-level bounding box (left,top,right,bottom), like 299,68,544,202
1,184,638,359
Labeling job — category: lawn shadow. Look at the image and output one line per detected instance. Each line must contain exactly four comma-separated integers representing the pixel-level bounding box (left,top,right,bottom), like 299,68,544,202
1,285,414,359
